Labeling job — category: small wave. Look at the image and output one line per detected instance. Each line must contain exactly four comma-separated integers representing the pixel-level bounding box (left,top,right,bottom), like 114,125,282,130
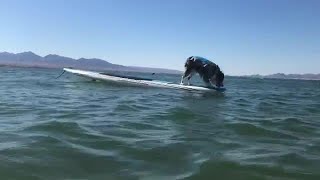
225,122,299,140
183,159,320,180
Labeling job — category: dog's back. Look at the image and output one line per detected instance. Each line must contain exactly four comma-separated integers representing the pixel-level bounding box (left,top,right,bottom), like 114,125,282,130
185,56,217,72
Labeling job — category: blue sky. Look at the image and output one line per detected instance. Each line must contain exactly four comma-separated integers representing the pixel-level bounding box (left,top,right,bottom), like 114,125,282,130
0,0,319,75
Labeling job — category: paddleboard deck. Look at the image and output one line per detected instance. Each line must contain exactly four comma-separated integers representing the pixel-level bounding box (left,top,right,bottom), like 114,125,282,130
63,68,226,92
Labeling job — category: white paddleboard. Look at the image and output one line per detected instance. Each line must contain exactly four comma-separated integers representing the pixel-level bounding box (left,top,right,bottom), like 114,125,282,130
63,68,226,92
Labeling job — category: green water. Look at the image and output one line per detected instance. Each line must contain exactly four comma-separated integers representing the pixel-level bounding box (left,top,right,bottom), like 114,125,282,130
0,67,320,180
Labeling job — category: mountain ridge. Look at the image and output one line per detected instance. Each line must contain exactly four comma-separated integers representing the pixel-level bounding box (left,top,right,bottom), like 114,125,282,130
244,73,320,80
0,51,181,74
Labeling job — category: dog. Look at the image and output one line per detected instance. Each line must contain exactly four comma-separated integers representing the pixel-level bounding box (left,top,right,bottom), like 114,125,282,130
180,56,224,88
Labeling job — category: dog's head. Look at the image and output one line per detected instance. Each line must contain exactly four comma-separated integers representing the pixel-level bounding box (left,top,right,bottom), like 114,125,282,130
215,70,224,87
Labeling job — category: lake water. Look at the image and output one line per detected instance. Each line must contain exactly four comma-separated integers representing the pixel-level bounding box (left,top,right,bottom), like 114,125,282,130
1,67,320,180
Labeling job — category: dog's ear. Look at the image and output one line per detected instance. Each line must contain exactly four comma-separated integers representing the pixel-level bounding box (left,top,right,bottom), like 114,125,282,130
188,56,196,61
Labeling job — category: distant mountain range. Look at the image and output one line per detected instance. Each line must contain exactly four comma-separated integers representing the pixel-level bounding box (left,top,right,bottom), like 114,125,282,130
0,51,182,74
244,73,320,80
1,51,318,80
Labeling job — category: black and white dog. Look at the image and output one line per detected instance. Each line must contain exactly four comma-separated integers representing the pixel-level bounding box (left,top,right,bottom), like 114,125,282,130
180,56,224,88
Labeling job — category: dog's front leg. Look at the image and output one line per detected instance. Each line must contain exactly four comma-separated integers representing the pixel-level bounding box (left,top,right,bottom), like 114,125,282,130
181,68,193,85
209,78,216,88
187,76,192,85
186,71,195,85
180,76,185,85
180,75,191,85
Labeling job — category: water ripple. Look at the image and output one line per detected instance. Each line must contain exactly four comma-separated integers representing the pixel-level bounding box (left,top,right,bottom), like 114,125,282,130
0,67,319,179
